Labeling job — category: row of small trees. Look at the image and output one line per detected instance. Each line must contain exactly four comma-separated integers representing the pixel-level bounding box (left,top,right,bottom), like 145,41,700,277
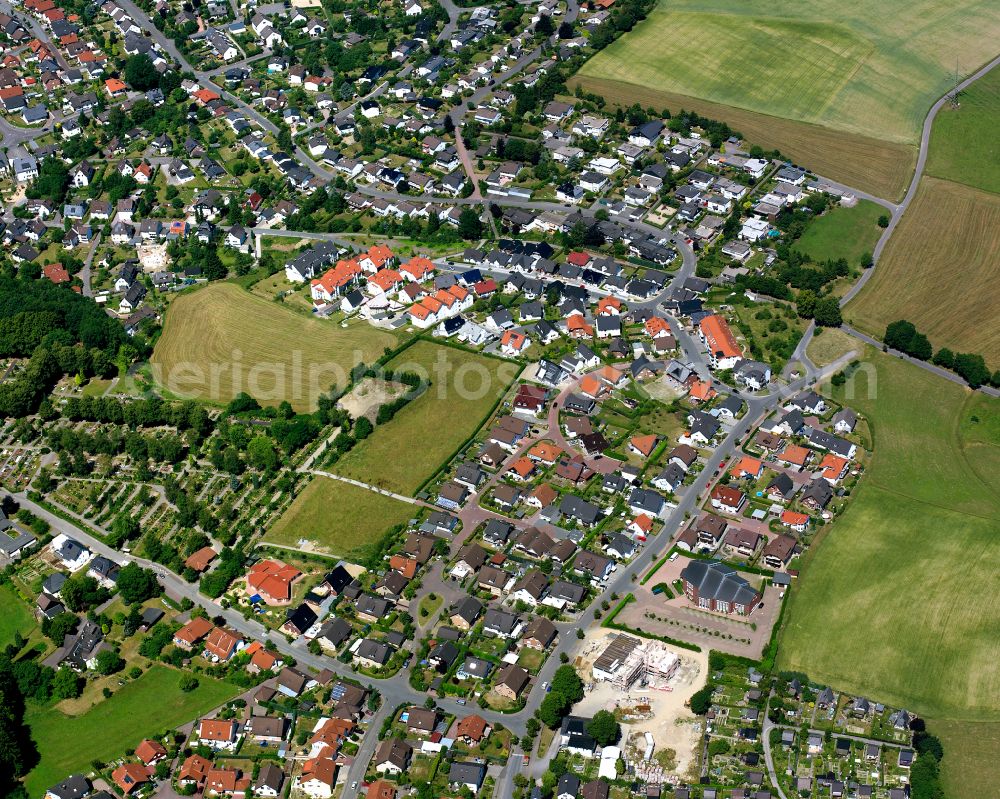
885,320,996,388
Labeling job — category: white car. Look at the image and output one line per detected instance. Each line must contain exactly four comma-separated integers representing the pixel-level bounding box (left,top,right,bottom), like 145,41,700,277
669,552,679,562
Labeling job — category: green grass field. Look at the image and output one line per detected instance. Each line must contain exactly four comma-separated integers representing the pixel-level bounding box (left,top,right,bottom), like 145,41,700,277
0,584,36,647
333,341,520,495
778,349,1000,725
927,65,1000,194
935,719,1000,799
264,476,416,559
578,0,1000,146
845,177,1000,368
805,328,859,367
150,282,399,411
24,665,237,797
793,200,884,265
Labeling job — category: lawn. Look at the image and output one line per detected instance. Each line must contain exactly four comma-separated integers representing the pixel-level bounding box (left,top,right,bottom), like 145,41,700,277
24,665,238,797
845,177,1000,368
926,65,1000,194
81,378,112,398
0,584,36,647
150,282,399,411
805,328,859,367
248,271,316,312
264,475,416,560
777,348,1000,725
575,0,1000,197
333,341,520,495
793,200,885,266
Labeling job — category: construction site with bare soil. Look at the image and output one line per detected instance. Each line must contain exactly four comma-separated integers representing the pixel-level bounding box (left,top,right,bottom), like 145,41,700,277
574,629,709,785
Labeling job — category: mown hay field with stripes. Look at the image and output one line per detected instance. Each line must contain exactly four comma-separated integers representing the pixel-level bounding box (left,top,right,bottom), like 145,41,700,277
575,0,1000,198
845,177,1000,368
151,282,398,412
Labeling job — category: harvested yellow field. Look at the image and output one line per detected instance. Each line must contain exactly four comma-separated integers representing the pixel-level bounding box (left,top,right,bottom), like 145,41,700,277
845,177,1000,368
151,282,398,411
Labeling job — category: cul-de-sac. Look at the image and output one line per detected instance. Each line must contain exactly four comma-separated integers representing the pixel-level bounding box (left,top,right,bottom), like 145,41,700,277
0,0,997,797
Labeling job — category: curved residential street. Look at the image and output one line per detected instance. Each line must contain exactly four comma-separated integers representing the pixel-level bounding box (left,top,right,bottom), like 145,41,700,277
9,0,999,791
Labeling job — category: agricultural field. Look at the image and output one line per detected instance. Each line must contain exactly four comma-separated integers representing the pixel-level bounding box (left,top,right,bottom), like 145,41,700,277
333,341,520,495
844,177,1000,368
793,200,885,266
264,476,416,560
568,76,915,200
959,392,1000,490
935,719,1000,799
926,65,1000,194
150,282,398,412
575,0,1000,197
24,665,237,797
778,349,1000,725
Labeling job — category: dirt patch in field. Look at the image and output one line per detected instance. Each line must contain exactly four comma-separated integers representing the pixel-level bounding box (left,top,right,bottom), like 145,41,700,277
338,378,409,421
575,629,707,782
569,76,916,201
642,378,688,403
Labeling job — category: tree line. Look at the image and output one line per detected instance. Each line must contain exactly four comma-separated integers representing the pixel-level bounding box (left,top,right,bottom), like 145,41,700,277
885,320,996,388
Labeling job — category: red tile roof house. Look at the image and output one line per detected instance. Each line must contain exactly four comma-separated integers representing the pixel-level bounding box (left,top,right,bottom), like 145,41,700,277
628,434,658,458
205,766,251,797
400,255,435,281
780,510,809,533
501,329,530,356
204,626,242,661
455,713,491,744
699,313,742,370
711,485,747,516
173,616,214,650
297,754,337,797
360,244,396,273
311,259,363,303
135,738,168,766
178,754,212,789
111,763,149,795
367,268,403,296
730,456,763,480
198,718,242,751
43,263,71,284
246,559,303,605
244,641,282,674
184,545,217,573
473,277,498,297
104,77,127,97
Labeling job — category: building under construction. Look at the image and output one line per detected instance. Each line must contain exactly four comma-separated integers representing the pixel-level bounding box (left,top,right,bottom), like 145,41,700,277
591,633,681,690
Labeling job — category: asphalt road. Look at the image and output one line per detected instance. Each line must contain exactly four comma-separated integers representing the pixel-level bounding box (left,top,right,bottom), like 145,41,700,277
17,1,998,789
840,52,1000,305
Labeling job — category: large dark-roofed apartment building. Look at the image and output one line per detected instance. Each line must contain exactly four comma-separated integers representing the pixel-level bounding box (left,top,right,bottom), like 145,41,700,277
680,559,762,615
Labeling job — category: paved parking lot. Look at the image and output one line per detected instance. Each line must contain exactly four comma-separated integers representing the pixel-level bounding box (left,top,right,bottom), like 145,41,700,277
619,557,783,658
